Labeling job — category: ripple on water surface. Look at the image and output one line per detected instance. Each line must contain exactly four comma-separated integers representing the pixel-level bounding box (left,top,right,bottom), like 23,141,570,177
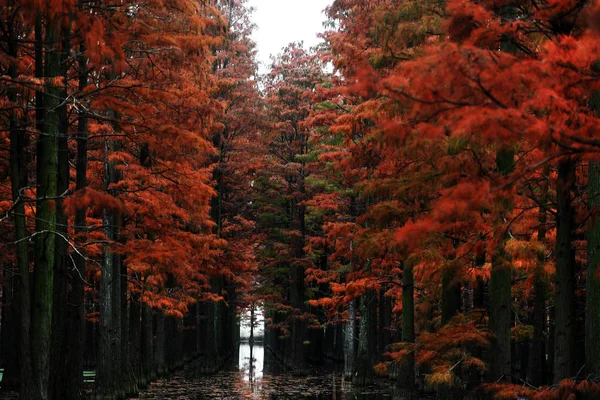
131,344,427,400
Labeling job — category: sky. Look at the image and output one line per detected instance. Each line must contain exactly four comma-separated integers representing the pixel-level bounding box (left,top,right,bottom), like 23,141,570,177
246,0,332,74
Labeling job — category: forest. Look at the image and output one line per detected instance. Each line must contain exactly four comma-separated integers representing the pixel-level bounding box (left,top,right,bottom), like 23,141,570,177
1,0,600,399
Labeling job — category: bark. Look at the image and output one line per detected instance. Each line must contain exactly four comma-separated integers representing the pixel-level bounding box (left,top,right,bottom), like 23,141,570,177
289,187,307,369
94,135,123,399
334,322,345,362
473,253,486,313
0,265,19,389
129,295,142,390
50,21,71,398
119,220,136,396
488,146,514,382
195,300,202,357
440,264,466,399
250,303,255,343
154,311,166,376
527,167,549,386
95,208,118,398
140,303,154,385
553,158,576,382
344,299,358,380
290,264,306,369
182,302,197,358
397,261,415,390
588,160,600,379
488,217,513,382
64,38,89,400
378,287,392,357
31,14,62,400
7,12,31,395
441,266,461,325
587,94,600,380
206,281,220,364
177,318,185,366
353,291,377,386
548,305,555,383
112,190,124,399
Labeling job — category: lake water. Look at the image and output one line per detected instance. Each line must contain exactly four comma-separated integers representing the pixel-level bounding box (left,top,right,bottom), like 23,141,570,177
132,343,426,399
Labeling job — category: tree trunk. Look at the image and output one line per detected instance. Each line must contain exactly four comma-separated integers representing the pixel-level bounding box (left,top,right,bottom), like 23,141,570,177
588,160,600,380
378,286,392,358
95,135,123,399
344,299,358,380
119,220,136,396
353,291,377,386
50,22,71,398
7,15,32,396
488,146,514,382
64,38,89,400
95,207,118,399
31,14,62,400
141,303,154,385
398,261,415,390
528,168,549,386
1,264,20,389
289,190,307,370
206,282,220,365
129,295,142,391
154,310,166,376
195,300,202,358
554,158,576,382
586,93,600,381
441,265,461,325
290,264,306,370
548,305,555,383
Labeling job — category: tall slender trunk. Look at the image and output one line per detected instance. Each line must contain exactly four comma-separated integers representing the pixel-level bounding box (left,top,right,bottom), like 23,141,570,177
206,280,220,364
140,302,154,385
488,146,514,382
50,18,72,399
96,202,117,399
289,181,307,369
31,13,62,400
548,305,555,383
129,294,142,391
1,264,20,389
344,299,357,379
440,258,464,399
7,11,32,396
118,213,136,396
528,167,549,386
378,286,392,357
65,38,89,400
589,190,600,367
154,310,166,376
112,184,124,399
1,10,20,388
487,25,517,381
353,291,377,386
441,265,460,325
586,93,600,380
398,261,415,390
250,303,255,343
196,299,203,358
554,158,576,382
95,134,123,399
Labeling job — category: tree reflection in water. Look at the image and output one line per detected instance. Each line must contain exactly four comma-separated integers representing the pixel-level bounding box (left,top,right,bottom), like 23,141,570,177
132,342,430,399
238,342,264,393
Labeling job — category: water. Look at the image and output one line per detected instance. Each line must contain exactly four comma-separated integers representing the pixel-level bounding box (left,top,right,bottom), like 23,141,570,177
132,343,425,399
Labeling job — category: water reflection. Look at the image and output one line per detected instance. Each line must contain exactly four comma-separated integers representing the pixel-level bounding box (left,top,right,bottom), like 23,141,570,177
132,342,428,399
239,342,264,382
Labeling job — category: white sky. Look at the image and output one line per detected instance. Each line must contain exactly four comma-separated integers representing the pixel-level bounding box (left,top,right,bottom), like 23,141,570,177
246,0,332,74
